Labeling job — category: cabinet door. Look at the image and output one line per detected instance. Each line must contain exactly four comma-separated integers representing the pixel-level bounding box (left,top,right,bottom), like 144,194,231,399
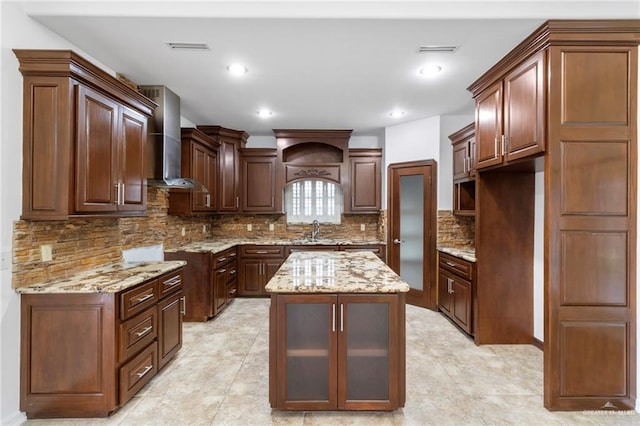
349,156,381,212
118,106,147,211
205,150,218,211
190,144,210,211
452,141,469,181
437,270,452,315
75,85,119,212
218,138,239,212
275,294,338,410
338,294,398,410
238,260,263,296
213,267,228,315
157,291,183,370
242,154,277,212
264,260,284,288
475,81,503,170
503,51,545,162
451,278,472,334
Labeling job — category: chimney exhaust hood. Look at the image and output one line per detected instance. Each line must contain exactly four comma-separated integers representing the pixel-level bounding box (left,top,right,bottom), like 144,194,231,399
140,85,202,189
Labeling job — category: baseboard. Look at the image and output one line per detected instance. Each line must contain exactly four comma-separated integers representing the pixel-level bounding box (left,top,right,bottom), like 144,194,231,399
2,411,27,426
532,337,544,351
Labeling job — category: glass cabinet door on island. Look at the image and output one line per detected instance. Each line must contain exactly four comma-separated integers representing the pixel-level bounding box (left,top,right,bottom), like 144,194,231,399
272,293,403,411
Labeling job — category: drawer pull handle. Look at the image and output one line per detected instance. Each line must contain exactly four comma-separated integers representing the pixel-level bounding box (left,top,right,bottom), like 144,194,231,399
229,270,236,275
445,261,456,267
218,268,227,274
229,253,237,257
164,277,181,287
255,250,268,254
181,296,186,315
217,257,227,263
136,365,153,378
135,326,153,337
134,294,153,303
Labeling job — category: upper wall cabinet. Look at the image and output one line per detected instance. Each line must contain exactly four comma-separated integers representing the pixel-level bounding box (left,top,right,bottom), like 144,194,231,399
168,128,220,215
472,51,546,170
240,148,280,213
197,126,248,213
345,149,382,213
448,123,475,216
14,50,156,220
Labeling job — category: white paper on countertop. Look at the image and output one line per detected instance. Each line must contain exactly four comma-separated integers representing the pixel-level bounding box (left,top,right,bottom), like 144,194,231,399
122,244,164,262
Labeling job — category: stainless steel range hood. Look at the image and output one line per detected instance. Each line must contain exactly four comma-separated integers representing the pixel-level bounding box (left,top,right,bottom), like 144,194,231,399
140,85,198,189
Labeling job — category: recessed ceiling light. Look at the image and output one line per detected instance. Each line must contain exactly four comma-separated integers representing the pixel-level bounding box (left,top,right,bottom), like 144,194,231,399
257,109,273,118
389,110,405,119
418,64,442,77
227,64,248,75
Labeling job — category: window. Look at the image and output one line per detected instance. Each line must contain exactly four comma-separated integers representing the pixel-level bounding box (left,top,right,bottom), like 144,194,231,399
284,180,342,223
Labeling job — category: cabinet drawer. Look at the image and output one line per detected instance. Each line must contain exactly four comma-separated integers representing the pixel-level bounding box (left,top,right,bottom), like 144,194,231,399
120,280,158,320
119,306,157,362
239,245,285,258
439,252,473,280
158,269,183,297
213,248,236,269
227,280,237,303
227,261,237,283
119,341,157,405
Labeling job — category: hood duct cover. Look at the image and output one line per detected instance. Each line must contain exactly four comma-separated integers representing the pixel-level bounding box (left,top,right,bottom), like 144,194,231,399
140,85,201,189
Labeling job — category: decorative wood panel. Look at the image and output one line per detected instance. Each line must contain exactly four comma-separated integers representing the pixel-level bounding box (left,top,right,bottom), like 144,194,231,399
285,164,341,184
561,51,631,126
560,322,628,396
561,140,629,216
560,231,628,306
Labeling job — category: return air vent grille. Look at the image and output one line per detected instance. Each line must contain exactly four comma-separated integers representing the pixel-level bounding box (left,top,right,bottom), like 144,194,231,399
418,45,459,53
166,42,210,51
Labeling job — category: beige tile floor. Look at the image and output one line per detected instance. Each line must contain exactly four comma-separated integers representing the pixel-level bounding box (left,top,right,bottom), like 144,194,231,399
24,298,640,425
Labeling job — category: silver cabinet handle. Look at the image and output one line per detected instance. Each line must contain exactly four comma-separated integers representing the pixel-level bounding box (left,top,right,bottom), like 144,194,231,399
121,183,125,205
340,304,344,332
135,294,153,303
445,261,456,267
236,196,239,208
256,250,268,254
217,268,227,274
205,193,211,207
164,276,181,287
136,365,153,378
114,183,121,205
501,134,506,156
217,256,227,263
494,137,499,159
332,304,336,332
447,278,454,294
393,239,404,244
135,326,153,337
181,296,186,315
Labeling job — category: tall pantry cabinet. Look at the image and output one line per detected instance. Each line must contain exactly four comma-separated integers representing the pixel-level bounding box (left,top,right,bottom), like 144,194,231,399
467,20,639,411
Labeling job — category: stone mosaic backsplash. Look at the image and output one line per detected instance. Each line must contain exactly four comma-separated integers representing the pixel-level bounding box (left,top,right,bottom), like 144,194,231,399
437,210,475,249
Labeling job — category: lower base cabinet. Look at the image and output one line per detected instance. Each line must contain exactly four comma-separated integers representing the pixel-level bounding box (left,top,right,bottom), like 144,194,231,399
269,293,406,411
238,245,285,296
20,268,184,418
438,251,475,336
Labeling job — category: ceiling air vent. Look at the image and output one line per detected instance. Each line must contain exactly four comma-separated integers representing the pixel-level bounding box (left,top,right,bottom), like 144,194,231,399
418,45,459,53
166,42,210,51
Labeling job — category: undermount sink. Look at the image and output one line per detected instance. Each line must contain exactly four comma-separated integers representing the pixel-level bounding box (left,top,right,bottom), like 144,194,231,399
290,238,338,245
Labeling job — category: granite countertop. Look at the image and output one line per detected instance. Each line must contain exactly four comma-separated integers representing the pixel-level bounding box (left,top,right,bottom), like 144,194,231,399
438,246,476,262
16,260,186,294
166,238,387,254
265,251,410,293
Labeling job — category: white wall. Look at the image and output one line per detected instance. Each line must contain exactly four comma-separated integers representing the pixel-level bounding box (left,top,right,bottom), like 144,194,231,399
533,163,545,342
0,3,116,424
383,116,441,209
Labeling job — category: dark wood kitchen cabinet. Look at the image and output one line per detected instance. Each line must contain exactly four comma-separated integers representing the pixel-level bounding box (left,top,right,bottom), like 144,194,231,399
340,244,386,262
269,293,405,411
165,247,236,321
20,268,184,418
449,123,476,216
168,128,219,214
197,125,248,213
238,245,285,296
241,148,280,213
438,251,474,335
474,51,545,170
14,49,155,220
345,149,382,213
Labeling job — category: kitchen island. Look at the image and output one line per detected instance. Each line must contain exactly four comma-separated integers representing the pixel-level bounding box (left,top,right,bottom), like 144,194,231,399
266,251,409,411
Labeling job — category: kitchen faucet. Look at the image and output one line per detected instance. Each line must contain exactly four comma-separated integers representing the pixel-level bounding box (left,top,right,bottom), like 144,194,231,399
311,219,320,241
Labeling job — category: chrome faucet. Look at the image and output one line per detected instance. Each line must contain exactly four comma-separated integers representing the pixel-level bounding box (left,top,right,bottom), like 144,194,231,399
311,220,320,241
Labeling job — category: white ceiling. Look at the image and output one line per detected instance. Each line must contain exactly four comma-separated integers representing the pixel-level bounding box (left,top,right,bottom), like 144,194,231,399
15,1,640,136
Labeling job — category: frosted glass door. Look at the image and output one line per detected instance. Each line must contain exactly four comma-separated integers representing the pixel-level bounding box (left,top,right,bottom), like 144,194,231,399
399,174,424,290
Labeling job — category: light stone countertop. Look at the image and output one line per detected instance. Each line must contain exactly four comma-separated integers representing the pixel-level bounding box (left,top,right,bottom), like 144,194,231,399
265,251,410,293
438,246,476,262
15,261,186,294
165,238,386,254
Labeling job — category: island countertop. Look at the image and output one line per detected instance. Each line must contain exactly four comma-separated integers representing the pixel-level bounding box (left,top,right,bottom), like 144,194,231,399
265,251,410,293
